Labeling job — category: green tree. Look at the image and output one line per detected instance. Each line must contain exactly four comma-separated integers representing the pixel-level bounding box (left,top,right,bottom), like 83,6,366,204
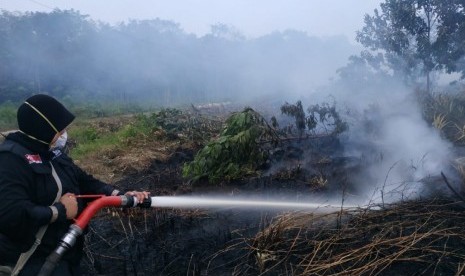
433,0,465,77
357,0,465,93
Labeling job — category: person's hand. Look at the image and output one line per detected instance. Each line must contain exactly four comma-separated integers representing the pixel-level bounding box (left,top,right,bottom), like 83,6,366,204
125,191,150,204
60,193,78,219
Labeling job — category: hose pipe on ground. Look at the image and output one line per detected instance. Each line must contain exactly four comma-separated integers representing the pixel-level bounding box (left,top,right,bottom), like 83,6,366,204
38,195,151,276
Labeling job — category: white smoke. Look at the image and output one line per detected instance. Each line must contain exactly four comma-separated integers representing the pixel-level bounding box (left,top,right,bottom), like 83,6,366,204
337,84,452,204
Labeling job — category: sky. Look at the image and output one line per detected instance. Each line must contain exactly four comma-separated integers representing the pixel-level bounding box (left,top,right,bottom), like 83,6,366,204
1,0,383,41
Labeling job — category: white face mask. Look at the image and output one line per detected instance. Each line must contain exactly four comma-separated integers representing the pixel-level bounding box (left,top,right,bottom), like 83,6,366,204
50,131,68,150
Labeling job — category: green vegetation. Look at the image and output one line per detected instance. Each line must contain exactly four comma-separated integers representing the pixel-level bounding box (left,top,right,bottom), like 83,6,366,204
280,101,308,136
281,100,348,136
67,102,146,119
69,114,155,160
182,107,279,183
0,100,152,130
67,107,222,160
0,102,17,130
307,102,348,134
69,127,119,160
183,101,349,184
350,0,465,93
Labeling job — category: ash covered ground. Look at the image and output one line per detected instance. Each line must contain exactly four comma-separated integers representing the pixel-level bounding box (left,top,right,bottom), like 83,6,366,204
76,106,465,276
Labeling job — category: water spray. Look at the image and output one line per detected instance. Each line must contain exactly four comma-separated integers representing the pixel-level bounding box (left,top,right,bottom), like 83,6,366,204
150,196,358,210
38,195,357,276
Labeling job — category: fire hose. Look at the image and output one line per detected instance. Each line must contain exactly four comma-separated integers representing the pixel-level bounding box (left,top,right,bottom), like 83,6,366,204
37,195,151,276
37,195,352,275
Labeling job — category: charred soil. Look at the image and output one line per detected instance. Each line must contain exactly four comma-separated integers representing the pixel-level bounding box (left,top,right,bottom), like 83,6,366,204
75,111,465,276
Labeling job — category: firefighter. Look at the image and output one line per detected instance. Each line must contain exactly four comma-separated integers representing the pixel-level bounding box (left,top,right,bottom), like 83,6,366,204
0,94,149,275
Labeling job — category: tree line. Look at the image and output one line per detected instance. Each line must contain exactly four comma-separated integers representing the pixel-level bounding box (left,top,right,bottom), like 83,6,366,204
1,1,464,107
0,9,355,106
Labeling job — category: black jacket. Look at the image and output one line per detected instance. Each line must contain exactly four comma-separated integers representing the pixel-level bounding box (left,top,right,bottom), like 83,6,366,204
0,132,118,265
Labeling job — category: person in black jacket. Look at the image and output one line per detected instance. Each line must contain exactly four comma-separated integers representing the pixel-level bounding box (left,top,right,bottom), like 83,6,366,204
0,94,149,275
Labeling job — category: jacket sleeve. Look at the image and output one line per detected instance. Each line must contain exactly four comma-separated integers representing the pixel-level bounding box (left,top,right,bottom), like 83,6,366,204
0,153,53,244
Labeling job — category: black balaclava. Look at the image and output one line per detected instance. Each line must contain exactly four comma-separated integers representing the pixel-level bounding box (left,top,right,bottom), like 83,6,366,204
17,94,75,145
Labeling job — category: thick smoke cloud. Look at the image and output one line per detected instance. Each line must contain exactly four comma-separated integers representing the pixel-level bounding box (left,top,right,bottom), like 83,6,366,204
332,77,452,204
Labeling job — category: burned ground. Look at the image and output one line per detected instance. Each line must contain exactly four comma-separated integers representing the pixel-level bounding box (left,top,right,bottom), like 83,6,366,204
79,142,339,275
74,109,465,276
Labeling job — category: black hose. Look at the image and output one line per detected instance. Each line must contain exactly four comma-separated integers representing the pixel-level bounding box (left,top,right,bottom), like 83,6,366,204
37,251,62,276
37,225,82,276
36,197,147,276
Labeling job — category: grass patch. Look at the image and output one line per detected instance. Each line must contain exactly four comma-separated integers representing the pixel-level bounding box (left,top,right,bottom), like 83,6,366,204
69,128,120,160
69,114,155,160
0,102,18,130
62,98,148,119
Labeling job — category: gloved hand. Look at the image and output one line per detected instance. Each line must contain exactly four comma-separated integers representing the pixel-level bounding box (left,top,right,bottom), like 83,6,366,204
60,193,78,219
125,191,150,204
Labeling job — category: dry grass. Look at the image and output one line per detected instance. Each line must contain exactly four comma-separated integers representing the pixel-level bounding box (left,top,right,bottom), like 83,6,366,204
423,93,465,145
432,113,449,131
214,198,465,275
75,137,180,183
455,123,465,144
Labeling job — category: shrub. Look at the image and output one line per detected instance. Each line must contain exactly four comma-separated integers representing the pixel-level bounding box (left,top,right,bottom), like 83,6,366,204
182,107,278,183
281,100,347,136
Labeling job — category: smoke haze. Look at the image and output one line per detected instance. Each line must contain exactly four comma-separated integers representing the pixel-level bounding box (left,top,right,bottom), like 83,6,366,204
0,10,359,105
1,0,382,39
333,79,453,204
0,3,458,205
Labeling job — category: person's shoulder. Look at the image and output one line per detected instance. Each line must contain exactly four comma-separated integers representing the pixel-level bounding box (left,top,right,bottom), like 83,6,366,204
0,148,28,171
0,140,24,159
0,140,45,171
0,130,17,142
